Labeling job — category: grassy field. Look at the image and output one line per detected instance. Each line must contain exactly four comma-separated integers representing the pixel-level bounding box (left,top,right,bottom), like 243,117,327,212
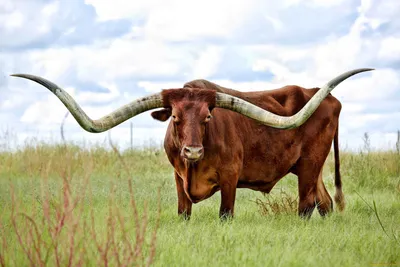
0,140,399,267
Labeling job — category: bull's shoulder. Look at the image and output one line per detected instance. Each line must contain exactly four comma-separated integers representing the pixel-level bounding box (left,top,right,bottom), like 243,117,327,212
267,85,306,102
284,86,342,117
245,85,341,116
232,85,308,116
300,86,342,111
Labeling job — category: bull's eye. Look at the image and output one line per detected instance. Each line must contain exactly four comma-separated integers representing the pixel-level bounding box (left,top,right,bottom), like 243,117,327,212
205,114,212,122
172,115,180,124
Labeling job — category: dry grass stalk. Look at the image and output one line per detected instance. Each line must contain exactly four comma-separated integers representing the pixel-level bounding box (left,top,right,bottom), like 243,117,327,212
6,143,161,266
254,189,298,216
0,221,6,267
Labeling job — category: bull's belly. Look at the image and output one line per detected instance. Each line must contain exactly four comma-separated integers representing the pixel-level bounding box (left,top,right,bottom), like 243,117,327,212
188,174,282,203
237,179,278,193
176,155,295,202
238,154,296,193
188,176,280,202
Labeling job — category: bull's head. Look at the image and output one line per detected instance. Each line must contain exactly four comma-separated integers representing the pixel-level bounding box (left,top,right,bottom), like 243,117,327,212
150,89,217,162
11,68,373,162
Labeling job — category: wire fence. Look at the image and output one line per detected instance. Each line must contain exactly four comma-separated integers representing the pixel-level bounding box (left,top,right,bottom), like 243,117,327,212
0,113,399,153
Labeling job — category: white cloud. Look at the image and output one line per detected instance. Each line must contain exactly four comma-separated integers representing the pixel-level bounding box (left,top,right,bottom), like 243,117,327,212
137,81,185,93
378,37,400,60
74,82,120,104
2,11,24,30
84,0,156,21
29,48,75,81
143,0,255,42
17,37,194,84
0,0,13,10
252,58,294,83
86,0,271,42
74,38,192,82
0,1,60,47
284,0,347,8
333,69,399,102
42,2,59,17
264,15,284,32
192,46,224,79
1,0,400,151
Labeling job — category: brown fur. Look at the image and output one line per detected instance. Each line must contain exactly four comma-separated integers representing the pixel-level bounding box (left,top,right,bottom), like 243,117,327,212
151,79,345,219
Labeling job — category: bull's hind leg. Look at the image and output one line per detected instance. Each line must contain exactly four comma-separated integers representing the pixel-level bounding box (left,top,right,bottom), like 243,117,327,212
296,158,322,219
316,169,333,216
296,160,333,218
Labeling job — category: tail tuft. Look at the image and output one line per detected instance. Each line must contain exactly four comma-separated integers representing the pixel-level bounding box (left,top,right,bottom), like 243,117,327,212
334,188,346,212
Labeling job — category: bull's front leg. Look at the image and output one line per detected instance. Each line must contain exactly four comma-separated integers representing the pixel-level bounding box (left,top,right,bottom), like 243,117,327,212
174,172,192,220
219,178,238,220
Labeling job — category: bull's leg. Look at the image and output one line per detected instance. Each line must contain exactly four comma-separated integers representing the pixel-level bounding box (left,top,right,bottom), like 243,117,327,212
316,170,333,216
297,161,334,218
296,159,321,219
174,172,192,220
297,184,317,219
219,180,237,220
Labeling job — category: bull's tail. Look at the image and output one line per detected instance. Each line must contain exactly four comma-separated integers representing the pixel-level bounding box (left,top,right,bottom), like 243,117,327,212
333,125,345,212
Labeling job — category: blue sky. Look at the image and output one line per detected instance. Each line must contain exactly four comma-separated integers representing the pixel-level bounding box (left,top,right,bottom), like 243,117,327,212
0,0,399,150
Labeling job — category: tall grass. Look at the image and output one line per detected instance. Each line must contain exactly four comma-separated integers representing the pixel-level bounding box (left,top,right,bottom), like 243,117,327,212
0,133,399,266
0,141,163,266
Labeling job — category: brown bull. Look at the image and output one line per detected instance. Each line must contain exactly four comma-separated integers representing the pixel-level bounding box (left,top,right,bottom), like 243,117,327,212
11,68,373,219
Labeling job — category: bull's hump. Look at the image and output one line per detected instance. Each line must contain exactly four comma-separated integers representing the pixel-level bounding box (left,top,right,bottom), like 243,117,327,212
184,79,234,94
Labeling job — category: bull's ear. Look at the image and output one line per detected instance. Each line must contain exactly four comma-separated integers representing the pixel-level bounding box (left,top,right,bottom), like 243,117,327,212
151,108,172,122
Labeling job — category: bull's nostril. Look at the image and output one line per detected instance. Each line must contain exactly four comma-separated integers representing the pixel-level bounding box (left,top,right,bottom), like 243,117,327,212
183,146,203,158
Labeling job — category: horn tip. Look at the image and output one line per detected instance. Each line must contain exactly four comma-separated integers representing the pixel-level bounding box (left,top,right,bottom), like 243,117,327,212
350,68,373,72
346,68,375,77
10,73,29,78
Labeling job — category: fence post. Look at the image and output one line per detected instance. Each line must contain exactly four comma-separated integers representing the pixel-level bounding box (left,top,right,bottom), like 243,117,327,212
130,121,133,150
60,112,69,145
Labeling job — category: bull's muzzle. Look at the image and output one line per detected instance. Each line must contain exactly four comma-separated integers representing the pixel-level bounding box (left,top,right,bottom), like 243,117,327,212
182,146,204,162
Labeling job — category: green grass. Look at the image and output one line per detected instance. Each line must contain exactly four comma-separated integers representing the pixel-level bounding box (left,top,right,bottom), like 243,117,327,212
0,140,399,266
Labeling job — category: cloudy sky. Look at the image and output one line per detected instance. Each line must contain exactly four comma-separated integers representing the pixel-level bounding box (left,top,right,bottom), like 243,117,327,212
0,0,399,151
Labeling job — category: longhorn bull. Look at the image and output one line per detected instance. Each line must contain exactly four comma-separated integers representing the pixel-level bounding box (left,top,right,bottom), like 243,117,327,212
11,68,373,219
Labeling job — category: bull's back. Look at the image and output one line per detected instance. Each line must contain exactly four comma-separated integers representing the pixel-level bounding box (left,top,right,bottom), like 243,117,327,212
184,79,340,116
184,80,342,189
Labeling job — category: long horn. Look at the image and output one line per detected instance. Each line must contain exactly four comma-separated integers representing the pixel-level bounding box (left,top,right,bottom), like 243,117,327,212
215,68,374,129
10,74,164,133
